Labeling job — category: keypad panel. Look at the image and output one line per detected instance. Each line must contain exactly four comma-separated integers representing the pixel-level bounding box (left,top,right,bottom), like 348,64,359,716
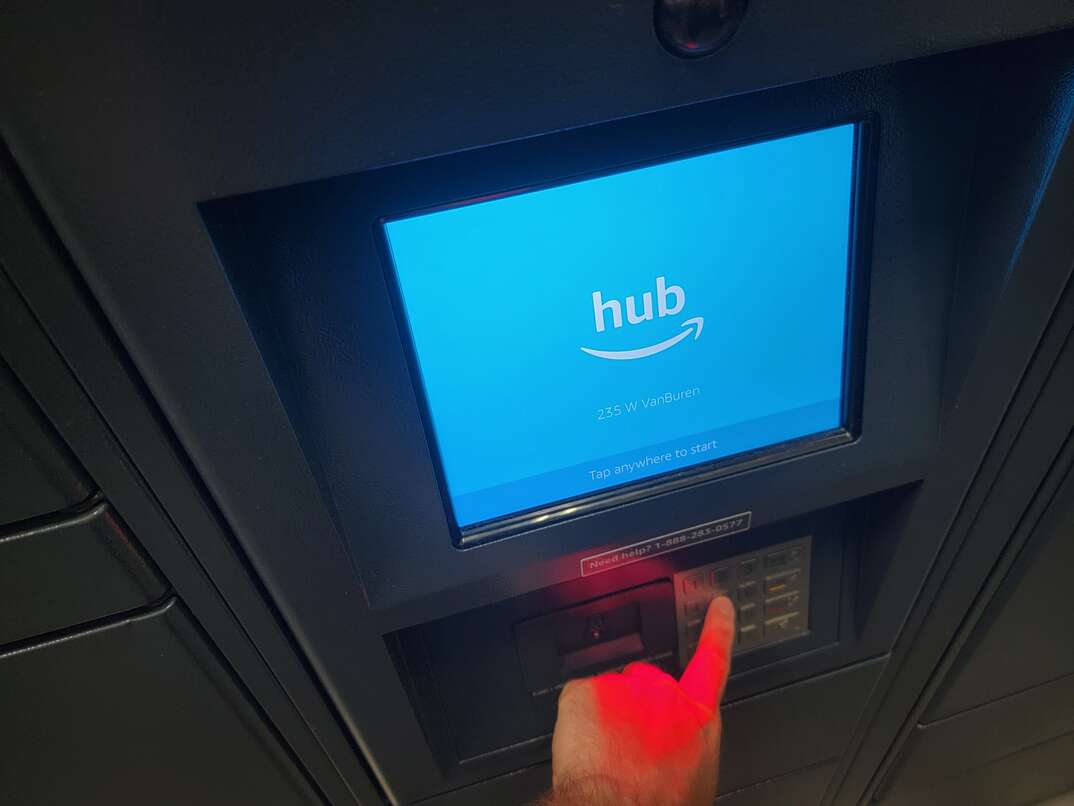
673,536,812,667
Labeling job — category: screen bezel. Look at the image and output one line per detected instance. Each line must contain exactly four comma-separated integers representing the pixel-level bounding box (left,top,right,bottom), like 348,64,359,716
376,121,872,547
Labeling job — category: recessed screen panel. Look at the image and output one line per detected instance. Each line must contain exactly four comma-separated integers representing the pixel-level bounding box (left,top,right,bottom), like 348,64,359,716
382,124,857,530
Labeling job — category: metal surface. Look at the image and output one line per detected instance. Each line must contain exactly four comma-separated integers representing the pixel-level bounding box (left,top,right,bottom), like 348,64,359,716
0,357,92,525
0,599,321,806
0,170,380,805
827,105,1074,805
0,500,167,646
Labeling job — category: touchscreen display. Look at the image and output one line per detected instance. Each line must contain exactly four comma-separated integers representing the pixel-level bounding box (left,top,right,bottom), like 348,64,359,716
382,123,857,529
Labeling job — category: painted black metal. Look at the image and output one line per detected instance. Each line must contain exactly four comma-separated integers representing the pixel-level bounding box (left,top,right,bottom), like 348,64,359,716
0,162,381,805
0,499,167,646
926,465,1074,722
0,599,321,805
880,731,1074,806
0,356,93,526
826,55,1074,801
884,672,1074,801
867,408,1074,802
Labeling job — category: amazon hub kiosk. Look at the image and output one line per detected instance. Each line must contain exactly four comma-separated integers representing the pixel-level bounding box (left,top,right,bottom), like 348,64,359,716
6,5,1074,804
202,51,976,799
196,31,1074,796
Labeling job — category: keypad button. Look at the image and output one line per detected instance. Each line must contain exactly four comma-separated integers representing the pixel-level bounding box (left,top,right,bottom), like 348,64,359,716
737,581,759,603
685,599,708,622
764,569,801,595
738,558,759,578
683,573,706,595
765,545,803,570
709,566,730,588
764,592,802,619
738,603,759,624
763,611,803,639
687,618,704,639
738,623,761,647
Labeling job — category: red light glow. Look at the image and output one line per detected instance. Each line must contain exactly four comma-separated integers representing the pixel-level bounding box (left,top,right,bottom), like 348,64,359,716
550,597,734,804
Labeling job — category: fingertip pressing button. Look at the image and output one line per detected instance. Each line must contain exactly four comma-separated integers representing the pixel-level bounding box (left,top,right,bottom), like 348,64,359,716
686,599,708,622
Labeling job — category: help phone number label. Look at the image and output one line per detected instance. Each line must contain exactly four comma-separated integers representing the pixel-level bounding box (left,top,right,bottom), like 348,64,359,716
580,512,752,577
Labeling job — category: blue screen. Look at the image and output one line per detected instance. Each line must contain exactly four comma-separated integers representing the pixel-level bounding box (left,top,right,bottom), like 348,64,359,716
383,124,856,528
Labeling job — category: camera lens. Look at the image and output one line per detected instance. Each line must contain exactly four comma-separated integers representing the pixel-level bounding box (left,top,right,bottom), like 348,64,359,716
654,0,748,59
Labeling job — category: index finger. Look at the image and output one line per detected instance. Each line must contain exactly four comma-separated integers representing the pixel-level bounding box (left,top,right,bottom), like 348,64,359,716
678,595,735,711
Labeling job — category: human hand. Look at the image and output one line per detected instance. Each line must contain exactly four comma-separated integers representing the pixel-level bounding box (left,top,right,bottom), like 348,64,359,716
543,595,736,806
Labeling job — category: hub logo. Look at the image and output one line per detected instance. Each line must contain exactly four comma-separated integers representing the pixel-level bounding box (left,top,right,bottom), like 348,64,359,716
581,276,704,361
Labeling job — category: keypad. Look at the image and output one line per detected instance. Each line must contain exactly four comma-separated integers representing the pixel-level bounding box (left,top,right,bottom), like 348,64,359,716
673,536,811,667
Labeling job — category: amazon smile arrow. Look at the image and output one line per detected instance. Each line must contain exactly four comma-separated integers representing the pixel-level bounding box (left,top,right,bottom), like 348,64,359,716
580,316,705,361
